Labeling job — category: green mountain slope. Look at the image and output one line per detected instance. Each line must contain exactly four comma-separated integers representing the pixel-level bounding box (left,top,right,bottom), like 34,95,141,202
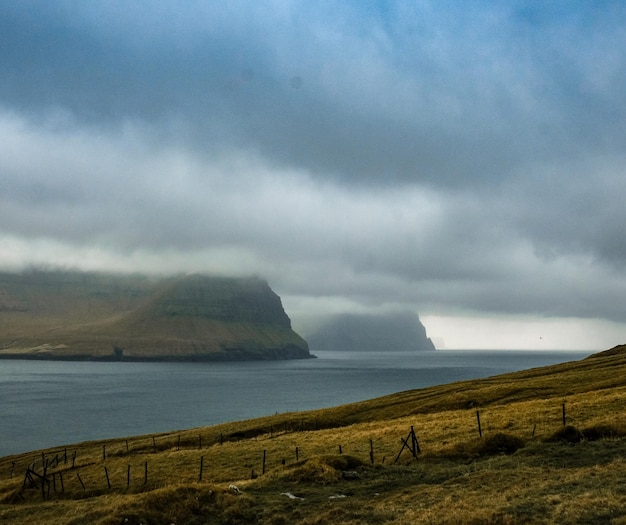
0,271,310,361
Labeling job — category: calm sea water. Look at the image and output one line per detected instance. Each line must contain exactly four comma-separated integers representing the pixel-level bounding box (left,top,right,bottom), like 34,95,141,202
0,349,594,458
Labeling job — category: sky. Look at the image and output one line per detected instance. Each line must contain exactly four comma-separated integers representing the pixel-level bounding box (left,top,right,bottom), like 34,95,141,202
1,1,626,350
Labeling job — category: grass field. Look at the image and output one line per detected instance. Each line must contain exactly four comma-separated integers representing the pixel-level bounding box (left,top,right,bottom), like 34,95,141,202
2,345,626,524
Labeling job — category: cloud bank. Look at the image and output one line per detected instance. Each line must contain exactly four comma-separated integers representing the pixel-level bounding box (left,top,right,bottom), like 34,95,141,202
2,1,626,348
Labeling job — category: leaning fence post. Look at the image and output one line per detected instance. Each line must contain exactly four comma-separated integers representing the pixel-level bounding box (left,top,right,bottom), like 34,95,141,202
42,460,49,501
262,450,266,475
104,466,111,489
476,411,482,437
562,403,566,426
199,456,204,482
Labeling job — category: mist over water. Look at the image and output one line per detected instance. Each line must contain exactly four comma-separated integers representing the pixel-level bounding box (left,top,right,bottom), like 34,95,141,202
1,350,594,457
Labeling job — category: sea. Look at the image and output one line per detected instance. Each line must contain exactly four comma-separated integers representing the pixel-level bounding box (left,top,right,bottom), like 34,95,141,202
0,349,595,458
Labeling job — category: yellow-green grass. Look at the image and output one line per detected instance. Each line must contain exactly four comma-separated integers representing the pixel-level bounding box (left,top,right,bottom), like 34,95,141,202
2,346,626,524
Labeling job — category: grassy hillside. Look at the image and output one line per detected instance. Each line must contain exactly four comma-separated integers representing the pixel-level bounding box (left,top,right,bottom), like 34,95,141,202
0,271,310,361
2,345,626,524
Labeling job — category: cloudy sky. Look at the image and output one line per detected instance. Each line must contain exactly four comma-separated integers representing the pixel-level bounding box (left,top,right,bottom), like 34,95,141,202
2,1,626,349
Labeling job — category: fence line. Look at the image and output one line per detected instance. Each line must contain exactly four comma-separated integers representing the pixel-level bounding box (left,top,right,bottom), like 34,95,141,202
12,400,600,502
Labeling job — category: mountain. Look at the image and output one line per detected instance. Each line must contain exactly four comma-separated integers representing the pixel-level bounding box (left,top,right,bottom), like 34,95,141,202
0,271,311,361
306,311,436,352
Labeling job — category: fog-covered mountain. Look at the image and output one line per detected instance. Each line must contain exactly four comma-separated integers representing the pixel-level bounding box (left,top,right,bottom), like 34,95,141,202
0,271,311,361
306,311,436,352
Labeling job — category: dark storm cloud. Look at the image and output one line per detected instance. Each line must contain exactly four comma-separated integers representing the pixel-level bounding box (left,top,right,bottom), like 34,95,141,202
4,1,624,186
2,1,626,346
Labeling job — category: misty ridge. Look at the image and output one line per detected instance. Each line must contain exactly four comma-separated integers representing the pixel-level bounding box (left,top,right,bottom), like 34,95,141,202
306,311,436,353
0,269,439,361
0,270,310,361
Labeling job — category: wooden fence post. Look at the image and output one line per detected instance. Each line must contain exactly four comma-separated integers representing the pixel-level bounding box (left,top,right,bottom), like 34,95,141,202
41,470,46,501
370,439,374,464
394,426,421,463
199,456,204,482
104,466,111,489
262,450,266,475
411,426,420,454
476,411,482,437
144,462,148,485
562,403,566,426
127,465,131,488
77,472,85,490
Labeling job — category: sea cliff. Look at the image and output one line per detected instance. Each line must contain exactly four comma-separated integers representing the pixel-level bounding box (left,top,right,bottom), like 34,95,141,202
0,271,311,361
307,311,435,352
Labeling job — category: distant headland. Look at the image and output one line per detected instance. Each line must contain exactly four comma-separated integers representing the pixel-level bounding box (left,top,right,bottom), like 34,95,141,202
0,270,312,361
306,311,436,352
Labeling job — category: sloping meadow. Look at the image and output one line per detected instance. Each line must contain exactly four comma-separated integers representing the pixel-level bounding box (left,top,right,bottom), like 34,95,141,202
2,345,626,524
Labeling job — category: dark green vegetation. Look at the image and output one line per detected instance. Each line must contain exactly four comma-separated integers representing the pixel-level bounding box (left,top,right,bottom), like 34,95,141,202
2,345,626,523
0,271,310,361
